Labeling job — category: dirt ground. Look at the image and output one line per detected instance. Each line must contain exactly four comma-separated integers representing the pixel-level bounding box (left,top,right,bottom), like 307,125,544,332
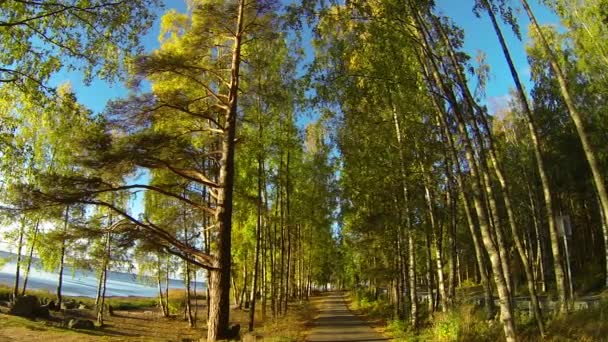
0,297,314,341
0,301,250,342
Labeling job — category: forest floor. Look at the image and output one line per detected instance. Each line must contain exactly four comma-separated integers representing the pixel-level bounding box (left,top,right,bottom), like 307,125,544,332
0,295,314,341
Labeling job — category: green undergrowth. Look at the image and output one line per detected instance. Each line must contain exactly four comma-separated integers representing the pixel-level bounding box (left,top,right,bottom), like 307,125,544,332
383,304,502,342
349,288,608,341
521,299,608,341
349,288,393,320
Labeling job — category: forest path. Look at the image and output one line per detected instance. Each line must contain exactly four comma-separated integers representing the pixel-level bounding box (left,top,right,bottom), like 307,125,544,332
306,292,390,342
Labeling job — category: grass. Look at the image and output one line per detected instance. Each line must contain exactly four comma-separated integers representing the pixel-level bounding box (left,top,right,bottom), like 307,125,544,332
0,313,121,341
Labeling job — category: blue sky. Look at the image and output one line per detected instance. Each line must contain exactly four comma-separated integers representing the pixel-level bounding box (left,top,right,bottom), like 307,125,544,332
435,0,558,113
45,0,559,219
53,1,559,116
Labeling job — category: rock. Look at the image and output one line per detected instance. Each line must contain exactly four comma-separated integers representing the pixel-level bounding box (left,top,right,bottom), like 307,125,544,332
9,295,40,318
78,303,87,310
225,324,240,340
68,318,95,330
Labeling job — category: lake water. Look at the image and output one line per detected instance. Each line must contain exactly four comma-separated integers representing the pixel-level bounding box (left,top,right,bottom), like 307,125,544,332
0,251,206,298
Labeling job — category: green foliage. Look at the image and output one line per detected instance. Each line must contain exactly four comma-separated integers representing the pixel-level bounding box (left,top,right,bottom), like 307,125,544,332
386,319,415,340
433,313,460,341
0,0,162,89
350,289,392,320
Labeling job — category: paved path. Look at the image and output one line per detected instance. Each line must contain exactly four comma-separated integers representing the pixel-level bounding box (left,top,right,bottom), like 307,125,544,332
307,292,390,342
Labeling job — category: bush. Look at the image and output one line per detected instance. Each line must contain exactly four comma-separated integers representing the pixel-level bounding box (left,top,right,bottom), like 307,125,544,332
536,300,608,341
433,313,460,341
106,297,157,310
350,288,392,319
429,305,500,342
386,319,415,340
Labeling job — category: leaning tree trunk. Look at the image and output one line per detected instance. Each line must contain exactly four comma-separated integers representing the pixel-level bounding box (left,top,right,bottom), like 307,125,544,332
185,261,194,327
415,28,516,339
431,13,518,302
435,106,495,318
480,0,548,330
97,232,111,326
434,6,545,331
21,219,40,296
13,218,26,299
206,1,244,340
521,0,608,293
56,205,70,308
157,256,168,317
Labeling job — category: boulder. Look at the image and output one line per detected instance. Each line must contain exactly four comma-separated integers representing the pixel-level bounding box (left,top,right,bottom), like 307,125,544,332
34,306,50,319
225,324,240,340
68,318,95,330
9,295,40,318
78,303,87,310
61,300,77,310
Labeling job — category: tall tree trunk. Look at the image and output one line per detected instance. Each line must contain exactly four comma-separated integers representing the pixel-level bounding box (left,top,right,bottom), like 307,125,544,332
408,228,418,328
425,231,436,312
446,176,458,305
420,161,447,312
193,269,199,325
206,0,244,340
390,100,417,328
284,149,291,314
521,0,608,292
278,150,285,315
249,155,264,331
165,255,170,314
600,193,608,288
